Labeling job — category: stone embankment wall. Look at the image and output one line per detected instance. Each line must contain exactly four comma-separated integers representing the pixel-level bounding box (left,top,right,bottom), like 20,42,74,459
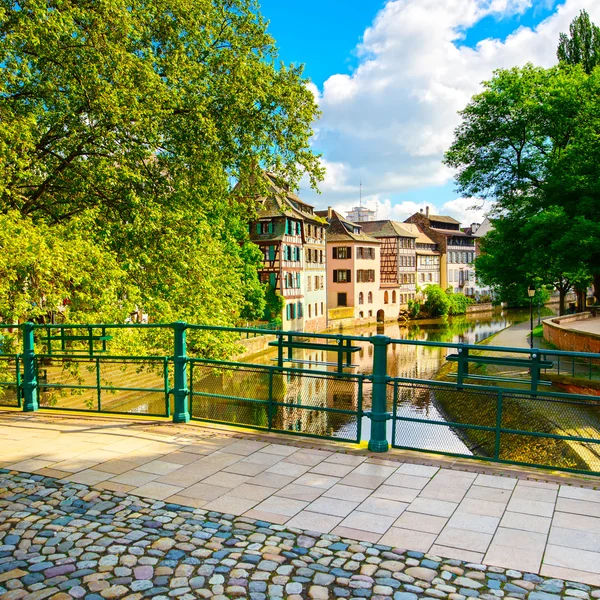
543,312,600,355
466,302,497,314
233,334,277,360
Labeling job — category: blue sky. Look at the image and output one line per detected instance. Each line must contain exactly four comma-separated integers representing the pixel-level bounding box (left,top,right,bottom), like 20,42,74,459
257,0,595,225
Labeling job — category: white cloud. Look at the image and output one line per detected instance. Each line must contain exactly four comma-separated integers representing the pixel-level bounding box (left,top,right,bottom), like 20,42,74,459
301,0,600,224
441,197,493,224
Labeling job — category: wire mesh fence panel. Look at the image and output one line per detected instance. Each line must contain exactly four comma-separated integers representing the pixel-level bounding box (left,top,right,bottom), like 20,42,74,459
189,361,362,442
36,357,169,416
270,372,361,442
0,355,20,407
190,363,272,428
391,381,498,457
499,391,600,473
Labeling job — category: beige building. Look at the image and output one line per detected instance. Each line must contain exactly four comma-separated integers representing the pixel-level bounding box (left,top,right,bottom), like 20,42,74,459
359,220,418,313
402,223,441,292
318,210,384,323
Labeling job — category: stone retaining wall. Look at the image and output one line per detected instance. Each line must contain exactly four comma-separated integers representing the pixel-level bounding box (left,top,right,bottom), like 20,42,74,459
543,312,600,355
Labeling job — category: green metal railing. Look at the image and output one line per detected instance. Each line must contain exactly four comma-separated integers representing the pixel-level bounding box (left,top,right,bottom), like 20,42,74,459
0,321,599,475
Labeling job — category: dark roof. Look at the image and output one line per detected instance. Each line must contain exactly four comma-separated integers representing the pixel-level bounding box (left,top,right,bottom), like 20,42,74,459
359,220,417,239
429,215,461,225
326,211,380,243
254,173,327,225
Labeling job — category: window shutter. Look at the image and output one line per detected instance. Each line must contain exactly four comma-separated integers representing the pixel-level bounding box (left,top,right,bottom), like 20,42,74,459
333,270,338,283
269,246,275,260
268,222,273,234
347,270,351,283
270,273,276,287
332,247,338,259
286,304,290,320
347,247,352,259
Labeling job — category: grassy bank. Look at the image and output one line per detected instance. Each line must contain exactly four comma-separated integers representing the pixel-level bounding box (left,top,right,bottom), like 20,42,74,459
433,337,593,472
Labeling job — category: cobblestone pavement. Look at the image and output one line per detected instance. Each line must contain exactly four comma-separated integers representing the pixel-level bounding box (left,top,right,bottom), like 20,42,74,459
1,470,600,600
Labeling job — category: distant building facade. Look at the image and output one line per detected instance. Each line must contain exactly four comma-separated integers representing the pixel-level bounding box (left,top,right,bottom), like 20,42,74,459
359,220,418,312
346,205,377,223
249,174,327,332
402,223,441,292
318,210,383,323
405,207,476,296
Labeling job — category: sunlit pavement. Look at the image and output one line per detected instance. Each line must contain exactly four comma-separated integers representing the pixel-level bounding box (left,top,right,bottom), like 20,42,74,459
1,411,600,589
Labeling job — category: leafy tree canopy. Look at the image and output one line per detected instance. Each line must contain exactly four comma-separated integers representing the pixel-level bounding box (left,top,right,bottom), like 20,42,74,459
0,0,322,345
444,63,599,308
557,9,600,74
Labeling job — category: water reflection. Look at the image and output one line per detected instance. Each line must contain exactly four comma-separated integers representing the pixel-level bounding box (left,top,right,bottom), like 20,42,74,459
192,309,545,448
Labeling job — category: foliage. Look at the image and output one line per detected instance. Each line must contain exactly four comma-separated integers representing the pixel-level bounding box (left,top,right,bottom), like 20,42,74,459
407,299,421,319
422,285,450,318
444,62,599,310
447,292,473,316
422,285,472,317
0,212,133,324
557,9,600,74
0,0,323,350
264,285,285,321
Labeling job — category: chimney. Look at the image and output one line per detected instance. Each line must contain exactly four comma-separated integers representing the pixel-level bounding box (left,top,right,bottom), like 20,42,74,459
327,206,332,219
471,222,479,233
425,206,430,217
419,208,423,214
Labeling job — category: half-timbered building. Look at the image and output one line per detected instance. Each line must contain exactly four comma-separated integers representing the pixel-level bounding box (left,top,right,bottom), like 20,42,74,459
359,220,418,313
249,174,327,332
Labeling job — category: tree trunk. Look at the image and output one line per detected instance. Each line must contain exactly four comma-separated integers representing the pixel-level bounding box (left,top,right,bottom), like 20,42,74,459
594,272,600,305
559,287,566,316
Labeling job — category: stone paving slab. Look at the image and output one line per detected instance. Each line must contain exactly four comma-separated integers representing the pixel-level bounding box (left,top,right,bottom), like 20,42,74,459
0,469,600,600
1,413,600,586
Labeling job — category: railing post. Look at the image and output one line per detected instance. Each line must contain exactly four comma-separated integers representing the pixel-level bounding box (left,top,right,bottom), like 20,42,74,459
494,390,503,459
531,352,540,393
456,346,468,388
369,335,390,452
22,322,38,412
172,321,190,423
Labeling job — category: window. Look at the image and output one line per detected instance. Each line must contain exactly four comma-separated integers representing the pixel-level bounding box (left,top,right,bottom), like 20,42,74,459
298,302,303,318
307,277,312,291
359,311,364,318
321,302,324,314
392,291,397,303
428,273,432,281
314,303,318,315
384,291,389,304
319,250,323,263
368,310,373,317
256,221,273,235
368,291,373,303
356,269,375,283
295,273,301,289
333,246,351,259
306,248,311,263
308,304,312,318
337,293,347,307
358,292,364,304
333,270,351,283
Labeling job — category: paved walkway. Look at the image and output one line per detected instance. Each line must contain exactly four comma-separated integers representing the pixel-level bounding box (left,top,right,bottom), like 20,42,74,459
565,317,600,336
1,412,600,588
2,469,600,600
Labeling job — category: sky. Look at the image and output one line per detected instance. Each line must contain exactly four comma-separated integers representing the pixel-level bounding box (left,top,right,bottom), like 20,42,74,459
258,0,600,226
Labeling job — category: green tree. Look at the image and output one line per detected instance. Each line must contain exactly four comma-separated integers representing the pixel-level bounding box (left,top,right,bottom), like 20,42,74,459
557,9,600,74
444,64,599,306
0,0,323,341
423,285,450,318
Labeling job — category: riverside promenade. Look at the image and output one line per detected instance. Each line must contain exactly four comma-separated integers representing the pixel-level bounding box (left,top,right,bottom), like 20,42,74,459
1,411,600,599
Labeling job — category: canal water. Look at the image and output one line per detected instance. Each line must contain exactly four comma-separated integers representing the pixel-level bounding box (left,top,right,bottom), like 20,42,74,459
191,308,545,452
